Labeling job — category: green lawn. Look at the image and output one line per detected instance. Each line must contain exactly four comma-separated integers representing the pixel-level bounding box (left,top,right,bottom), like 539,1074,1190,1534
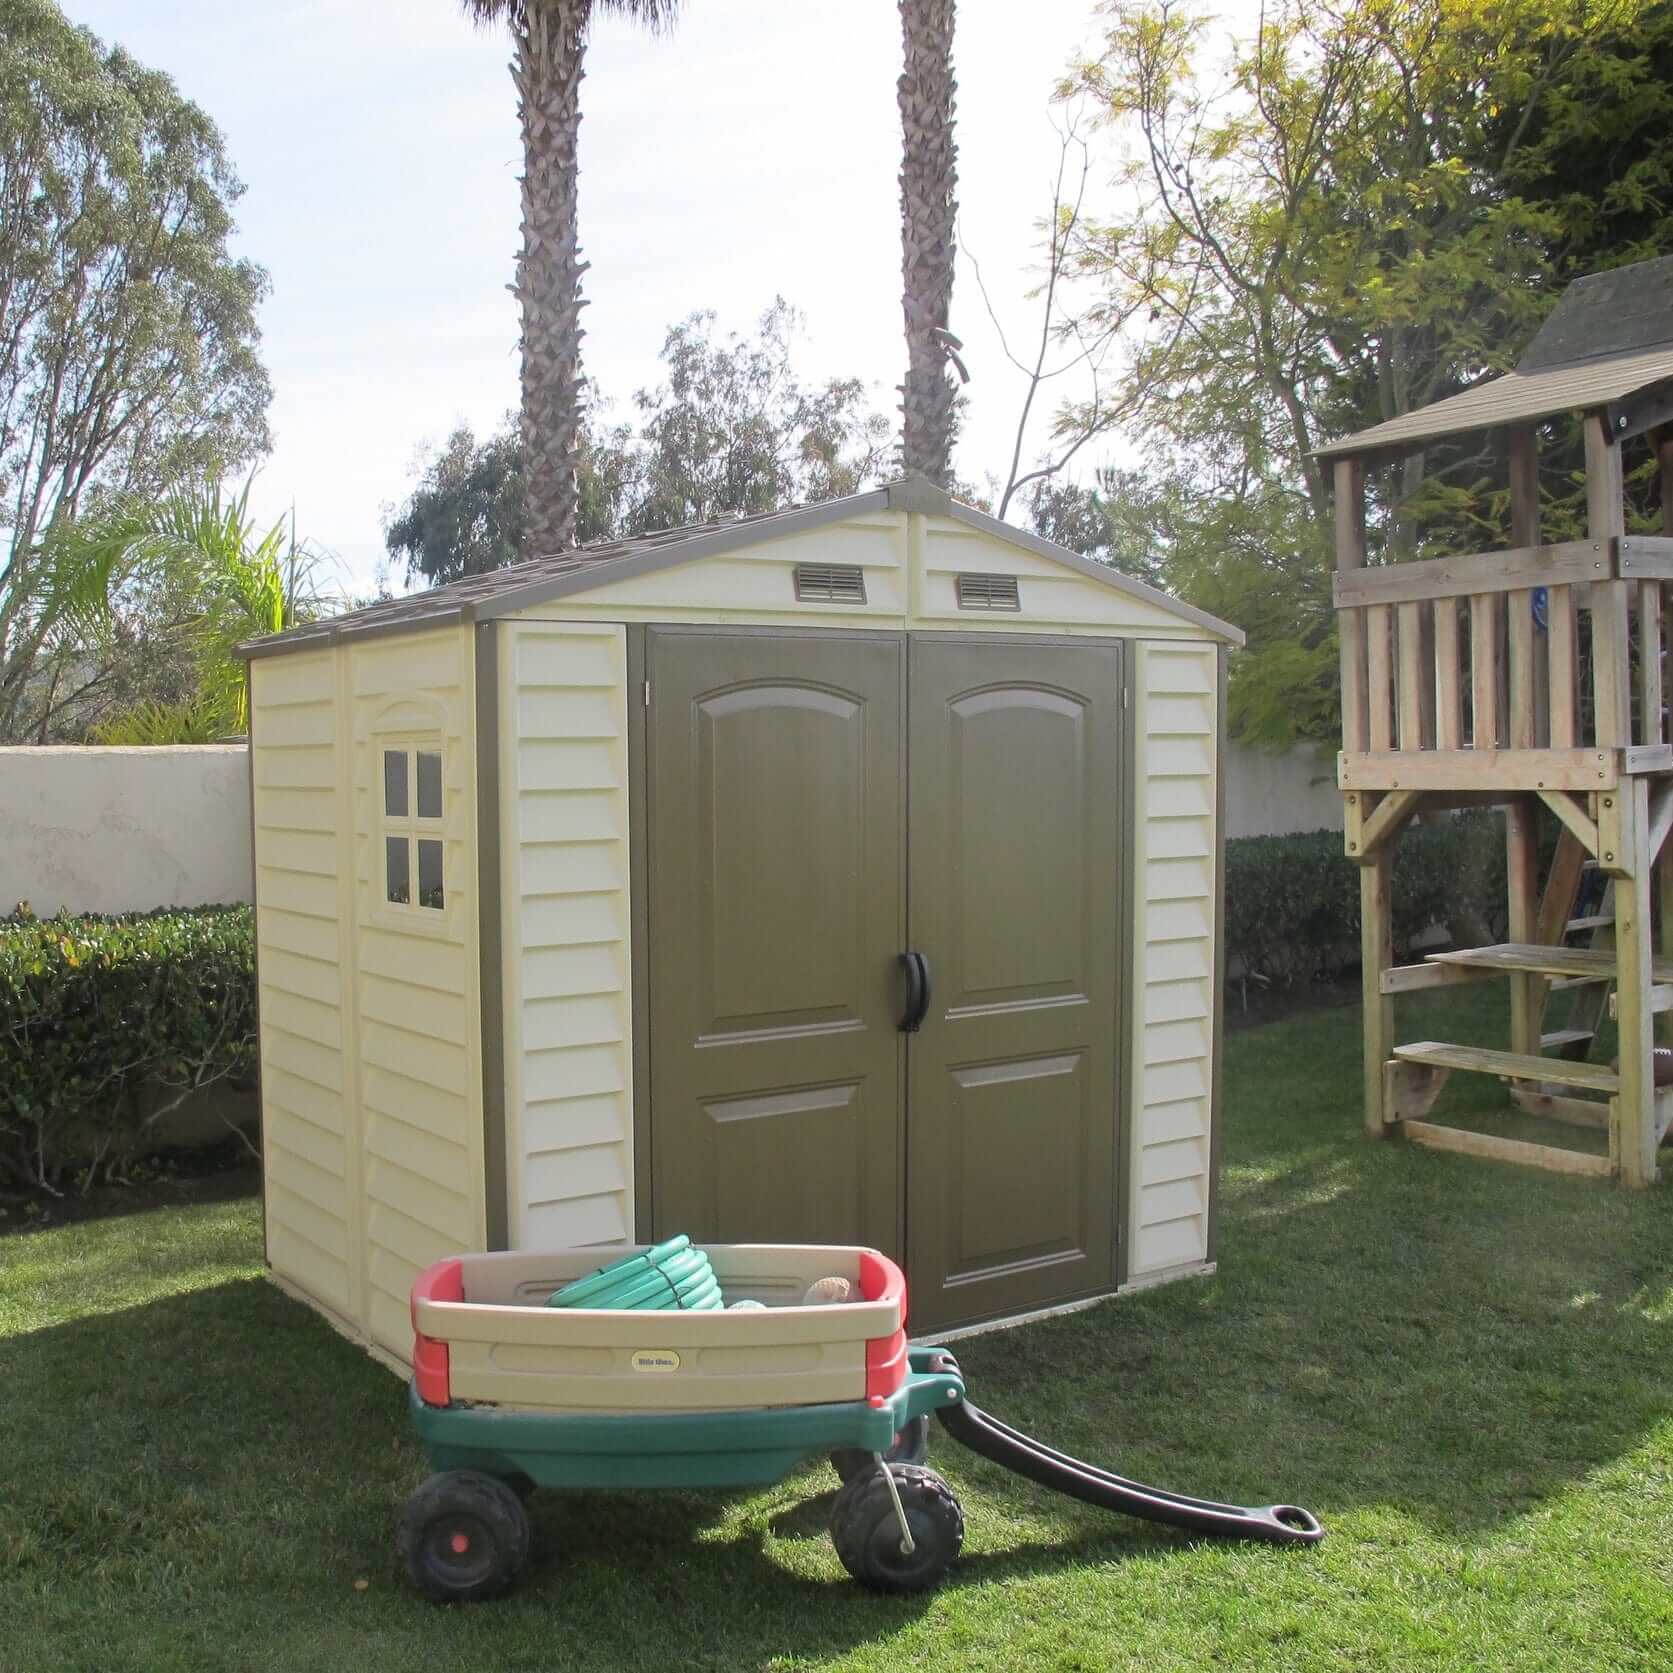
3,986,1672,1672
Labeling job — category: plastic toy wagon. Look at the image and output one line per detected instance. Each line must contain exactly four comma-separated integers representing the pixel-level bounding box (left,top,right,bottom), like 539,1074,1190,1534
400,1242,1323,1601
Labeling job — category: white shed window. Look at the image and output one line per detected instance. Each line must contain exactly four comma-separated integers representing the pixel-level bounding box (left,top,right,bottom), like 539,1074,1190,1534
382,745,445,910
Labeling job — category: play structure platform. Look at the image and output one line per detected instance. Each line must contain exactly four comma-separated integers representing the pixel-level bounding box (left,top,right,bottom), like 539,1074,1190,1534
1324,256,1673,1185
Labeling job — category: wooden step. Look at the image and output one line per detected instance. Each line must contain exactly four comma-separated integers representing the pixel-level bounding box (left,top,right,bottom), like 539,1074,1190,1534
1539,1027,1595,1051
1427,941,1673,982
1392,1041,1620,1093
1402,1121,1614,1179
1566,915,1614,933
1550,974,1611,991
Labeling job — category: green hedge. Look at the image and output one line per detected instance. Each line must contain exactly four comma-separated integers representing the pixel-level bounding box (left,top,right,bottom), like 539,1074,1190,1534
1224,812,1511,986
0,905,256,1190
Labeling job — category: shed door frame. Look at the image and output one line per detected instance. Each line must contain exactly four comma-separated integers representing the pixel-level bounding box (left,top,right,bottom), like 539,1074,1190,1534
625,623,1135,1299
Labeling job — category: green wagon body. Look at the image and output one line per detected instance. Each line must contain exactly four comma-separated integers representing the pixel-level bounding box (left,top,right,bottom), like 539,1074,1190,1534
408,1351,967,1491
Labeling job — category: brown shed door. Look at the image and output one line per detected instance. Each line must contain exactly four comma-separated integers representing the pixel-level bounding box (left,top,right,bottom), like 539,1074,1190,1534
905,639,1121,1330
646,630,906,1253
644,630,1120,1332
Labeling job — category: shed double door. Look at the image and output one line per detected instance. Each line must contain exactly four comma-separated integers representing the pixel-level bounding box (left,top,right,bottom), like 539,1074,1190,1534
646,629,1121,1330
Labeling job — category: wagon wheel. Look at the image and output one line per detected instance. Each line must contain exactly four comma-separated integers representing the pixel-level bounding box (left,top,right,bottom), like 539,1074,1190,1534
830,1414,930,1484
829,1462,963,1594
398,1470,531,1603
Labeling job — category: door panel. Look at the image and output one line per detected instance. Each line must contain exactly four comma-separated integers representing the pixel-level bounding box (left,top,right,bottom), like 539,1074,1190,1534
647,632,905,1254
907,640,1121,1329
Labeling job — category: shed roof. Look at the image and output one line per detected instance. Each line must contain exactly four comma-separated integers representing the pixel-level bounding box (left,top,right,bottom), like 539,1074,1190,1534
240,475,1243,658
1315,256,1673,462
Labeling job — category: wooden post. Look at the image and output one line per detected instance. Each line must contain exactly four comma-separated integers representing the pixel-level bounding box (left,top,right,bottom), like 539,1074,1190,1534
1585,413,1631,749
1508,426,1541,749
1336,458,1369,752
1470,594,1500,747
1659,845,1673,1051
1506,797,1541,1057
1361,847,1395,1137
1434,597,1462,748
1609,779,1659,1186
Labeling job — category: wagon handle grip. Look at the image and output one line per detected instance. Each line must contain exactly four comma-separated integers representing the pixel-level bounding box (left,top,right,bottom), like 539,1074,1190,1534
899,951,930,1032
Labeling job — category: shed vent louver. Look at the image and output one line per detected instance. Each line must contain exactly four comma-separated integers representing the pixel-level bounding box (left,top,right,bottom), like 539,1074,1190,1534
956,573,1021,611
793,563,867,604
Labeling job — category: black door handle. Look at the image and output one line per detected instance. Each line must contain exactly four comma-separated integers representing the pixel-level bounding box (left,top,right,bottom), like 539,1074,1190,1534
899,951,931,1033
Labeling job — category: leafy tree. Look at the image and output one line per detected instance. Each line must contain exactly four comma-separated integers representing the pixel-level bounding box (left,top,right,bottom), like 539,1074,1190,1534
898,0,962,486
385,302,894,583
385,420,526,586
0,0,271,741
459,1,682,554
1054,0,1673,744
628,301,893,531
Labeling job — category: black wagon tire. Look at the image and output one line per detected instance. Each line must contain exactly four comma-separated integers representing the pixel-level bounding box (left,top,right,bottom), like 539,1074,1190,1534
829,1462,964,1594
831,1414,930,1485
398,1469,531,1603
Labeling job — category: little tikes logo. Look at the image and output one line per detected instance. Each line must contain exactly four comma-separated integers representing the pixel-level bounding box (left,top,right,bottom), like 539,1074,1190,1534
631,1349,681,1373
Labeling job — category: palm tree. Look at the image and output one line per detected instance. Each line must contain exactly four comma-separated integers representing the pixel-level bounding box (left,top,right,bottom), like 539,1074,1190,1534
461,2,681,553
898,0,960,487
47,482,335,740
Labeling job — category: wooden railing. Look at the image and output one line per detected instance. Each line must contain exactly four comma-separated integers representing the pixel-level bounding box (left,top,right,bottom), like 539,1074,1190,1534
1334,535,1673,789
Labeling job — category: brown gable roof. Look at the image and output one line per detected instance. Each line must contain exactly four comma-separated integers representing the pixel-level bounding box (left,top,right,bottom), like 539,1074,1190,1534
240,477,1242,658
1316,256,1673,463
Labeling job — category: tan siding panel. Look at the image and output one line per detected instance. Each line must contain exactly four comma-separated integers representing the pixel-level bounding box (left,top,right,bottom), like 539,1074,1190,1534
268,1222,350,1312
359,972,469,1045
252,650,359,1344
255,651,338,707
518,841,624,897
254,703,339,749
254,865,339,919
364,1154,474,1246
521,942,628,1002
517,788,622,845
260,984,342,1050
525,1193,630,1248
254,787,337,834
1142,1098,1210,1147
253,748,337,790
1140,1136,1210,1187
262,1025,345,1096
263,1101,347,1174
257,906,340,963
357,926,467,995
253,827,338,876
361,1063,473,1143
522,1042,628,1104
359,1018,470,1095
266,1175,349,1262
1133,1214,1207,1273
499,622,635,1247
1127,642,1219,1280
520,993,626,1050
258,945,343,1008
265,1138,349,1221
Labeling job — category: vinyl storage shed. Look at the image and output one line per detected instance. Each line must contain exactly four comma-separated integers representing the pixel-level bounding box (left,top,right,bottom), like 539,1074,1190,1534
241,476,1243,1361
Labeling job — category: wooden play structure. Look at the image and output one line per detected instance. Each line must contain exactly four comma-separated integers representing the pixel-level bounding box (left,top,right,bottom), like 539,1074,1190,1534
1322,257,1673,1187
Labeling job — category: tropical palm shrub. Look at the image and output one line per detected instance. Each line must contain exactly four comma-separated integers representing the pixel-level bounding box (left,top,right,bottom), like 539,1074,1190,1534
45,480,336,741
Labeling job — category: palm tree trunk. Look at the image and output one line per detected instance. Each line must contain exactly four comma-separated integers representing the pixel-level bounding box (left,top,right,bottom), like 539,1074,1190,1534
511,3,589,552
898,0,958,488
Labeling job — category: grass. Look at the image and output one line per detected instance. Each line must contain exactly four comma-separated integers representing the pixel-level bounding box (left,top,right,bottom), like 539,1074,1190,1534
3,986,1672,1671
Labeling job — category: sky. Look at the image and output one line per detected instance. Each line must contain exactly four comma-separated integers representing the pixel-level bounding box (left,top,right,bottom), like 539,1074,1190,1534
67,0,1253,596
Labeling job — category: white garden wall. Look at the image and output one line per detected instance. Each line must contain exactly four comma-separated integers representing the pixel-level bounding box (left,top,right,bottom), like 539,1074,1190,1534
1,745,252,915
0,738,1334,923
